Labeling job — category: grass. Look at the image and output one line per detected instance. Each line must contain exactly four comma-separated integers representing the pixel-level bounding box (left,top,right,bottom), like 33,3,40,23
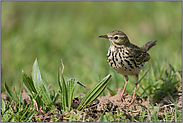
1,58,182,122
1,1,182,122
2,58,112,122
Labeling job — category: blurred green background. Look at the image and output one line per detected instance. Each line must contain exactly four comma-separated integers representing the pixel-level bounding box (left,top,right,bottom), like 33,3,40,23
1,2,182,96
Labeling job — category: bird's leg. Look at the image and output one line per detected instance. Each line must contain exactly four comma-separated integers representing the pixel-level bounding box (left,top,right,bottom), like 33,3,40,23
127,74,138,107
120,75,129,101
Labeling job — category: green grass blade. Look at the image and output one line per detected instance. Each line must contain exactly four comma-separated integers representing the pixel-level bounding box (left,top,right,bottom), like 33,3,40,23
52,90,60,103
67,79,78,110
1,98,5,112
77,74,111,111
20,100,34,121
4,82,19,103
69,112,73,122
32,58,55,110
106,87,115,96
24,110,36,122
18,81,23,112
77,81,86,88
22,70,37,95
61,76,68,111
58,59,87,111
22,70,42,108
57,59,68,111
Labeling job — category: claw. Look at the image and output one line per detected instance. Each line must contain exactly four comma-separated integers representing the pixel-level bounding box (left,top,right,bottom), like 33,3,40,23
127,96,137,107
120,93,128,101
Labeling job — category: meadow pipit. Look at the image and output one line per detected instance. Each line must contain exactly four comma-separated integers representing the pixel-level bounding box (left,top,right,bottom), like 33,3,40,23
99,30,156,106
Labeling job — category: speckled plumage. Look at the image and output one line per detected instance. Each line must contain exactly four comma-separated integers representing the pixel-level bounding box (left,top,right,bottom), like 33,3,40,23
99,30,156,106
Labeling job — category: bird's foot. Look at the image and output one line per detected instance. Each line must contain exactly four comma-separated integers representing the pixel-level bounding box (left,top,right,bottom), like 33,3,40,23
127,96,137,107
117,95,137,107
117,93,128,102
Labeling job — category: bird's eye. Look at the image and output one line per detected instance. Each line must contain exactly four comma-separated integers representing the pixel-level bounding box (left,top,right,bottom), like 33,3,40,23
114,36,119,40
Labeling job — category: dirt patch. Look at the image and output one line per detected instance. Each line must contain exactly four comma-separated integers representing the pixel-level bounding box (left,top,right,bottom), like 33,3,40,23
79,88,182,121
1,88,182,122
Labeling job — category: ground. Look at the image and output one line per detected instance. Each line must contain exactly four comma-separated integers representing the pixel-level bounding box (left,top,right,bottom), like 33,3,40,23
1,87,182,122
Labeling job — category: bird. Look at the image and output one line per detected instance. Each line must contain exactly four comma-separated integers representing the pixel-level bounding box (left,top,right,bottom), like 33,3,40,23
99,30,156,107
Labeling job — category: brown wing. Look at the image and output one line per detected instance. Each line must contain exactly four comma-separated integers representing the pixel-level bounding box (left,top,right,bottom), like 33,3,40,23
129,44,151,63
129,40,156,63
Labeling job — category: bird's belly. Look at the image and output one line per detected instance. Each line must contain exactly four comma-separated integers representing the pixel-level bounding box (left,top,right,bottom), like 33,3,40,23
109,61,144,75
115,66,141,75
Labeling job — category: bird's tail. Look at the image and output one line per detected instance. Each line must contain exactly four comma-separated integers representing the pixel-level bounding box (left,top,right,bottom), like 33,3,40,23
141,40,157,52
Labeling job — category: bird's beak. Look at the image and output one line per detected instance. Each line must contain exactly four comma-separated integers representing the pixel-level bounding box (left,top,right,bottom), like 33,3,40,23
99,35,108,39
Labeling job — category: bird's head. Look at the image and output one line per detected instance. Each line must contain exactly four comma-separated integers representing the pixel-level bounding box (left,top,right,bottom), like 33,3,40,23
99,30,130,46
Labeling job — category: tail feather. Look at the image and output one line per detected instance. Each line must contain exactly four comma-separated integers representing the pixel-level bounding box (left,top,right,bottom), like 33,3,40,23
141,40,157,51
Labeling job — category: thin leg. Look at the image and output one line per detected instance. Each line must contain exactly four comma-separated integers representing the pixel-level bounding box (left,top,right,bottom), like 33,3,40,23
121,75,128,101
127,74,138,107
